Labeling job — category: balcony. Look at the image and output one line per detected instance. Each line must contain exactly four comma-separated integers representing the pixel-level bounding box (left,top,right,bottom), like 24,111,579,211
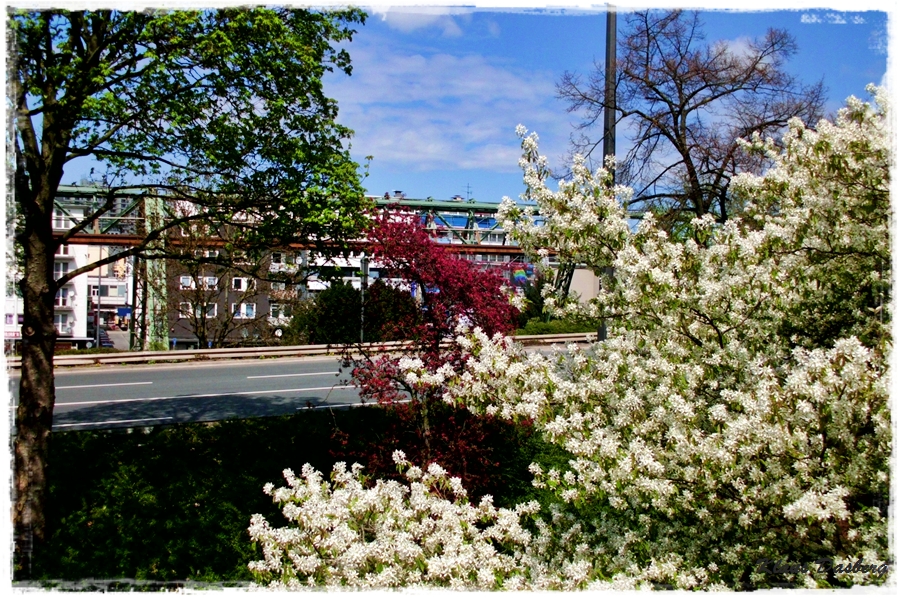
269,262,299,274
93,295,128,307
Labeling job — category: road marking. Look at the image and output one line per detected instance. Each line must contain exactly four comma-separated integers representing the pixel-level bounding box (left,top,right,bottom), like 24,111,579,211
56,385,356,406
247,372,338,379
54,416,175,428
57,381,153,390
304,398,411,410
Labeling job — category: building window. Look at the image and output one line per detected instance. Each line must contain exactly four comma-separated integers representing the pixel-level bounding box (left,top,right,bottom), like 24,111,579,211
202,276,218,290
232,277,250,291
55,287,71,307
53,209,72,230
5,314,14,325
53,262,70,279
232,303,256,319
54,313,70,335
271,252,283,265
179,276,195,290
270,282,286,291
179,302,216,318
90,284,126,298
270,303,292,319
55,244,70,256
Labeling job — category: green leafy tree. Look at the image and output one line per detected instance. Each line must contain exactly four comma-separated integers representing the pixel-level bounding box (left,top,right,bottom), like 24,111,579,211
10,7,368,573
361,279,420,342
307,280,363,345
287,280,420,346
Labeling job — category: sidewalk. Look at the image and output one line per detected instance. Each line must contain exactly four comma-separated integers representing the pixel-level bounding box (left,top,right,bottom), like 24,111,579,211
107,331,131,350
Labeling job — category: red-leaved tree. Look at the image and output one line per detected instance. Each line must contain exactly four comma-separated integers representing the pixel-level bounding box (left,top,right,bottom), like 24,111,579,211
335,212,523,499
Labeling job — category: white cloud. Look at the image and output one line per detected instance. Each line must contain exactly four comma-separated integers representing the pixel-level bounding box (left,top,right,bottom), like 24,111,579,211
328,38,572,173
870,26,888,55
718,35,755,59
369,6,473,37
802,12,866,25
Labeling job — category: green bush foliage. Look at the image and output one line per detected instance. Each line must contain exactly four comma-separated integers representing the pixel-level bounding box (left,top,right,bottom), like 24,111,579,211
515,317,597,336
33,409,555,581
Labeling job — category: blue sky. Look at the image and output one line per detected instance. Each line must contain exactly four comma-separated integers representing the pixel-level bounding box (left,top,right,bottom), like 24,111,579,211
49,1,892,203
319,2,890,204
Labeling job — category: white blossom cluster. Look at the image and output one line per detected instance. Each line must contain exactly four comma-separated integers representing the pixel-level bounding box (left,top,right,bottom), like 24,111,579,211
249,89,891,589
248,454,653,590
248,452,548,589
443,88,891,588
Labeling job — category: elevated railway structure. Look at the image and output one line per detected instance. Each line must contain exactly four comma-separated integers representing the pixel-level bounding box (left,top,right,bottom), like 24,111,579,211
51,188,529,248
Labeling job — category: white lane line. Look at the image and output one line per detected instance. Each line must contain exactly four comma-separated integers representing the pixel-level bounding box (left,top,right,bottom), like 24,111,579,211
247,372,338,379
56,385,356,407
54,417,175,428
305,398,411,410
57,381,153,390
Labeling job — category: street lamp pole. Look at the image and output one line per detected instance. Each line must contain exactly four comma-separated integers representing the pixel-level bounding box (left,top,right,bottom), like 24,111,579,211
360,253,369,344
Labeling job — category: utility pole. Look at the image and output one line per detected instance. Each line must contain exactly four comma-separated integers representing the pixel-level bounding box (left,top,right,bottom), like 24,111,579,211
599,4,616,342
603,5,617,177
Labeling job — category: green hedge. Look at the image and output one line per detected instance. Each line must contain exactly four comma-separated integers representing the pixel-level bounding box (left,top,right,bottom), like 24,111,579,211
34,408,569,582
55,347,123,356
515,317,598,336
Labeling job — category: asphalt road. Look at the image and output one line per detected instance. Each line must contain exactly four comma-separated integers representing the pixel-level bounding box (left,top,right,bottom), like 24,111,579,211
7,356,368,432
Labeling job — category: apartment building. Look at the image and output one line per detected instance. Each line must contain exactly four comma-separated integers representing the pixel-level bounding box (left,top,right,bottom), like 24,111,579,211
4,205,93,346
50,240,91,340
5,190,137,351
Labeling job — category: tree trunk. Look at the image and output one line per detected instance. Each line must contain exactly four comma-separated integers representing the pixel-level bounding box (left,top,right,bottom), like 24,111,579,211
14,175,59,577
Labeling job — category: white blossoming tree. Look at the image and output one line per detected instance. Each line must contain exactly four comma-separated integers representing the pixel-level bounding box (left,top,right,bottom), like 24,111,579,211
249,89,891,590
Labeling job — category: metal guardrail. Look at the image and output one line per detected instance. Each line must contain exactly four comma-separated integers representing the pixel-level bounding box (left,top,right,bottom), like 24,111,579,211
5,332,598,369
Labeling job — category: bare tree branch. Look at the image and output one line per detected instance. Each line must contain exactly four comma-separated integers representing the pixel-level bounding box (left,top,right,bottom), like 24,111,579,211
557,9,825,232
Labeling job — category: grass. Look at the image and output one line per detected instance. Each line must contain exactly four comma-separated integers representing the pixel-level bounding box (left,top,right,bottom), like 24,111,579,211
33,407,569,582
